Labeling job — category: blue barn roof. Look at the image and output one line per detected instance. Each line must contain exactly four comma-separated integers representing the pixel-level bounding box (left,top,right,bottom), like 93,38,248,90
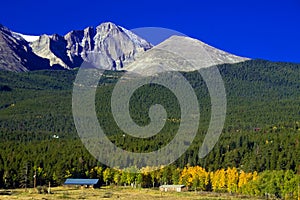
64,178,99,185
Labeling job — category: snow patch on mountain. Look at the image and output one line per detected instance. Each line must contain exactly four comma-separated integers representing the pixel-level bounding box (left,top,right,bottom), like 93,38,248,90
12,32,40,42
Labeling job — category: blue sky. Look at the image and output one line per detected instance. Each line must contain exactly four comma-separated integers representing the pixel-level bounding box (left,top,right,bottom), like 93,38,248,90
1,0,299,63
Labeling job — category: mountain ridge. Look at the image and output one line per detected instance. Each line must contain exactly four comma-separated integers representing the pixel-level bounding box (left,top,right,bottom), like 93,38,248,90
0,22,153,72
0,22,249,73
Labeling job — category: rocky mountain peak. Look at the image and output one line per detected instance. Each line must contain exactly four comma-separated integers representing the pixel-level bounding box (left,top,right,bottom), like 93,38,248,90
96,22,120,33
87,22,152,70
94,22,126,43
125,35,249,75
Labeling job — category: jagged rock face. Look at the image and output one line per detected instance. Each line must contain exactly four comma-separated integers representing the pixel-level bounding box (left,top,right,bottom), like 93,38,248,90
0,25,50,72
29,22,152,70
30,34,75,69
64,30,84,67
65,30,84,57
63,22,152,70
88,22,151,70
82,27,96,52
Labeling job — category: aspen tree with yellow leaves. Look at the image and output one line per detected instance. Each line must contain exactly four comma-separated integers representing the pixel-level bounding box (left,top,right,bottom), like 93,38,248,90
226,167,239,193
211,168,226,192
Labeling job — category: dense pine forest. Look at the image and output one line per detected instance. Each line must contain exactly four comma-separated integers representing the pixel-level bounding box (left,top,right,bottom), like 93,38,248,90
0,60,299,198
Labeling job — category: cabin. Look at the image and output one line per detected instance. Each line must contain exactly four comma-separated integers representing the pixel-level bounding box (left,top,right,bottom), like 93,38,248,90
159,185,187,192
64,178,99,188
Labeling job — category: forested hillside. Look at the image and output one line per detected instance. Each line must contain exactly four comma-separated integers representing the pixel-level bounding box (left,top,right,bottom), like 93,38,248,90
0,60,299,197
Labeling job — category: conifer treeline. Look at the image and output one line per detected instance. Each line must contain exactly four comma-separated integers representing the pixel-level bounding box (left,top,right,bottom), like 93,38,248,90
0,60,299,199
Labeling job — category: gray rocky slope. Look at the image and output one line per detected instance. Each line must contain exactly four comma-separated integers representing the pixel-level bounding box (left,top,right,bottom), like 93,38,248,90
0,25,50,72
126,35,249,75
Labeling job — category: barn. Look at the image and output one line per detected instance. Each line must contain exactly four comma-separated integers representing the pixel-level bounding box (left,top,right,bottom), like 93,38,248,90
159,185,187,192
64,178,99,188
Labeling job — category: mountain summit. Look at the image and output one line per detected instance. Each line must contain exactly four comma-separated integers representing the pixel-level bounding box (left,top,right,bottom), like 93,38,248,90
125,35,249,75
0,22,249,73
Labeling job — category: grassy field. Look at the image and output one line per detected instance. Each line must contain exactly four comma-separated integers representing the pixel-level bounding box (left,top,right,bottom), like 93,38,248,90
0,186,264,200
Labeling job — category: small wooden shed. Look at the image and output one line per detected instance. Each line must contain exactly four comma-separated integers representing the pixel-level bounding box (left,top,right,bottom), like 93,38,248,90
159,185,187,192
